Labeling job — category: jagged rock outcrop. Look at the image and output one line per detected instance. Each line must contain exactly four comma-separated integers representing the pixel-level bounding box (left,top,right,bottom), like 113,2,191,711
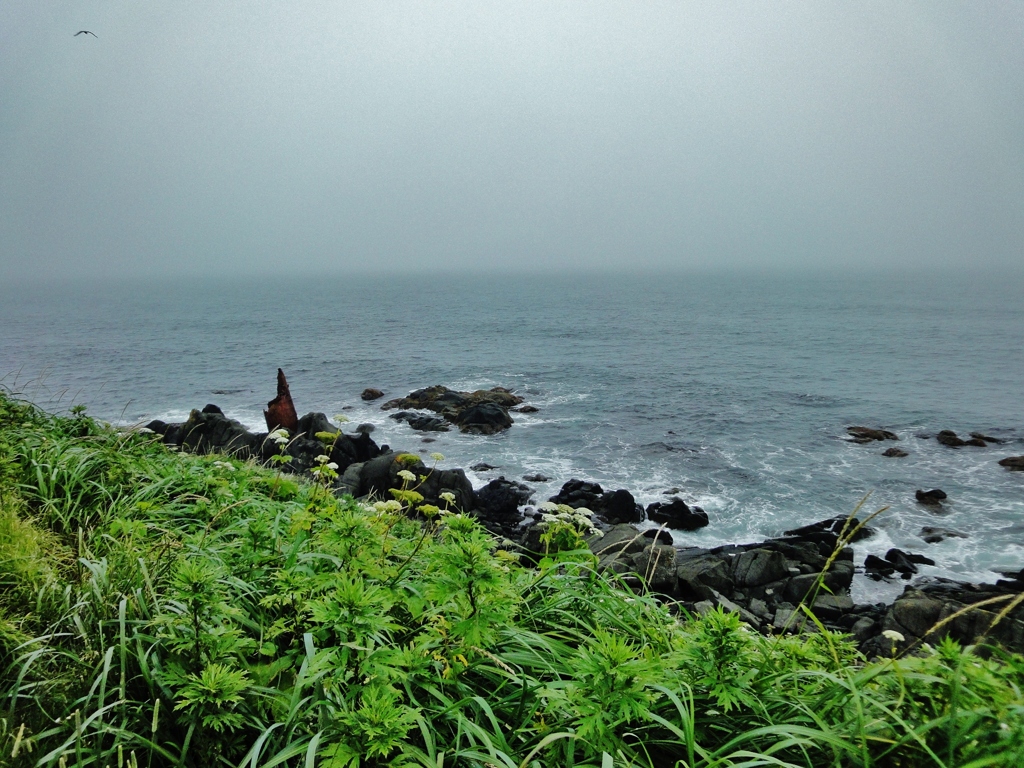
548,480,643,525
874,574,1024,656
264,369,298,433
646,497,709,531
381,385,525,434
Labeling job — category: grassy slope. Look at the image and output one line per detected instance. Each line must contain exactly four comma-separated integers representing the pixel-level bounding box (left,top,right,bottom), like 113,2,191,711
1,391,1022,768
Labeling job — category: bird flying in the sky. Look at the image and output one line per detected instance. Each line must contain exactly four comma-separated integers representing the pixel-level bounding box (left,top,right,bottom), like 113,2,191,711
74,31,97,37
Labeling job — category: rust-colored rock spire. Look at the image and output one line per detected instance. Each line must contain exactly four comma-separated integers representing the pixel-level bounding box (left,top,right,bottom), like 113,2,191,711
264,368,298,433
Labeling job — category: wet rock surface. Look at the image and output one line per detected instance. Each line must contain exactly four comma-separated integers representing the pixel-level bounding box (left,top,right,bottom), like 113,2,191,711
549,479,643,525
847,426,899,443
882,447,909,457
381,385,525,434
998,456,1024,470
646,497,709,531
916,489,948,505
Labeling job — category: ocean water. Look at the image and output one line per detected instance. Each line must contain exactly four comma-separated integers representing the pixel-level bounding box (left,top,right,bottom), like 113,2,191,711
2,269,1022,602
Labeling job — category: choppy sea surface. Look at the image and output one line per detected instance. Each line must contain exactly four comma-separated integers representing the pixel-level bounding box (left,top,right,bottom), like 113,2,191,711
2,269,1022,602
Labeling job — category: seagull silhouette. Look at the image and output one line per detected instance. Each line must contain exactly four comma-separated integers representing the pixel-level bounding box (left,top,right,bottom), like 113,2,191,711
74,30,97,37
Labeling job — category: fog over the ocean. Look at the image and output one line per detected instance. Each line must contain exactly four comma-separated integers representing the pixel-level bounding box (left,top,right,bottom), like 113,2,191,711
1,2,1022,281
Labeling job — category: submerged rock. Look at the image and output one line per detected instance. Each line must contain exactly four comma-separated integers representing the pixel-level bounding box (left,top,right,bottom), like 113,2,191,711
915,489,948,506
882,447,909,458
936,430,967,448
847,426,899,443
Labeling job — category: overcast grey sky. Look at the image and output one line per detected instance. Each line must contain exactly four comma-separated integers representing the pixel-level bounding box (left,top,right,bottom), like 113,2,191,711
1,2,1022,281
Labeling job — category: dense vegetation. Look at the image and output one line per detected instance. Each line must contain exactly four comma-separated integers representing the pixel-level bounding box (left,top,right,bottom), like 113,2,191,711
1,390,1022,767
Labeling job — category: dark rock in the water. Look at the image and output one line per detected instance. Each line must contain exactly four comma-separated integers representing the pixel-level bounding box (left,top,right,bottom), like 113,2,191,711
882,447,909,457
887,548,935,568
970,432,1002,444
643,528,674,545
355,423,375,434
522,472,550,482
390,411,450,432
512,405,539,413
998,456,1024,471
783,516,875,543
550,479,604,509
202,403,224,415
471,462,498,472
599,488,644,525
264,369,299,433
915,489,947,505
361,388,385,401
919,526,967,544
864,554,897,580
880,548,936,579
456,402,514,434
381,385,524,435
847,426,899,442
936,430,967,448
475,477,532,521
646,497,709,531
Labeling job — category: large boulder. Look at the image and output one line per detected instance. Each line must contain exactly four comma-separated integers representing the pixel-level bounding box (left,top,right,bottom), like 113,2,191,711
998,456,1024,471
178,405,259,457
550,479,604,510
646,497,709,531
475,481,532,524
598,488,643,525
878,580,1024,655
456,402,513,435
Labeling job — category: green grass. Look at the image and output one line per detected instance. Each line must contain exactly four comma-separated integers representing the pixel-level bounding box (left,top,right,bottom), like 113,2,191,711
1,389,1022,767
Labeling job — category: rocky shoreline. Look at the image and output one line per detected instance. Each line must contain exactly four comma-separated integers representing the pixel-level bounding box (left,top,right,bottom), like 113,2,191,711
144,380,1024,657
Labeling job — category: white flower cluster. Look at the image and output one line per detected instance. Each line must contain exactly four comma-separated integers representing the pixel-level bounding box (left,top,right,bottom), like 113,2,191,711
268,428,289,447
372,499,404,514
310,454,339,479
211,460,235,472
535,501,603,537
439,491,456,505
397,469,417,483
